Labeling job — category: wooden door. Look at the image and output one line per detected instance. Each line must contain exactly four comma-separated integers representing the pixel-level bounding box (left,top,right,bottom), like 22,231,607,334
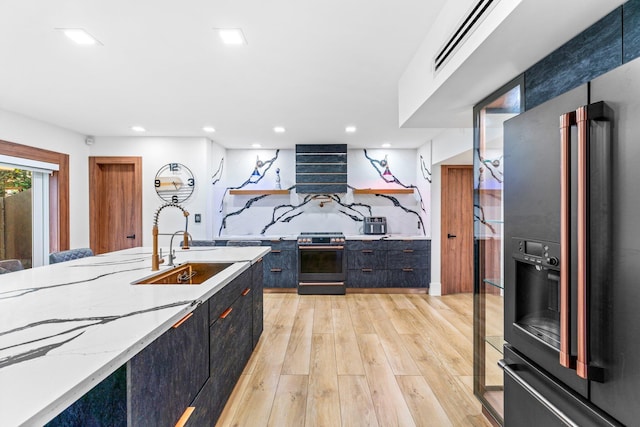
441,165,473,294
89,157,142,254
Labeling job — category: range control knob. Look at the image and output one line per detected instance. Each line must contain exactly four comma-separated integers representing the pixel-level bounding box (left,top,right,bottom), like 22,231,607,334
548,257,559,266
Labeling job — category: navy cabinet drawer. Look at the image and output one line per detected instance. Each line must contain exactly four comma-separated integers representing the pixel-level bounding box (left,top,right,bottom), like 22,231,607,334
386,240,429,251
262,249,295,269
347,240,387,251
209,268,250,322
264,267,297,288
262,249,296,288
387,250,429,269
347,249,386,269
262,239,296,251
387,268,429,287
347,269,388,288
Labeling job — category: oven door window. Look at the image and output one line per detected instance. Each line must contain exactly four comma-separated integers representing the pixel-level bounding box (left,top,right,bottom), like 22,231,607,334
300,249,344,274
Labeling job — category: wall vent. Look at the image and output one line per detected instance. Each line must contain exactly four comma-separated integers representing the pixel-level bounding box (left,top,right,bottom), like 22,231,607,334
295,144,347,194
434,0,496,72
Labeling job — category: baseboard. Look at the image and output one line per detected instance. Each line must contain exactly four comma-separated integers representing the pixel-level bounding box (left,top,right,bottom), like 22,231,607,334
429,282,442,296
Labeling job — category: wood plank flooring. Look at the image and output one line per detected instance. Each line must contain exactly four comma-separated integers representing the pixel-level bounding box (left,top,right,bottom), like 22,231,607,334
216,293,493,427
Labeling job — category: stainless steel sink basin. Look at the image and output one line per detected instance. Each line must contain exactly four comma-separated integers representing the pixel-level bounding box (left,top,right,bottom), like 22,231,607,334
132,262,234,285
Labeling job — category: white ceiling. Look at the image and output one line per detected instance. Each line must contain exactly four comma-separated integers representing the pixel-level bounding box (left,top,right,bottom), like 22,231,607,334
0,0,449,149
0,0,627,150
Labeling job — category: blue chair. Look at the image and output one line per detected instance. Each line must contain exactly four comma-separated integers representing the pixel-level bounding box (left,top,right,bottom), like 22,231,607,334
0,259,24,274
49,248,94,264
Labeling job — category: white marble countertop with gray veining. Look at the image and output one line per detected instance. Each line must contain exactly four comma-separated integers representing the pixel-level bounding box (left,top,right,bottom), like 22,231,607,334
0,246,269,427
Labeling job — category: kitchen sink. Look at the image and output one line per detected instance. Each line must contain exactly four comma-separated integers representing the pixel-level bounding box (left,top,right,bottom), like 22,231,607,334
132,262,234,285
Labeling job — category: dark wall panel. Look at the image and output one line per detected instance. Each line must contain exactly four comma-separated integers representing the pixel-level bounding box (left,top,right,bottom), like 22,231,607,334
624,0,640,62
525,7,622,110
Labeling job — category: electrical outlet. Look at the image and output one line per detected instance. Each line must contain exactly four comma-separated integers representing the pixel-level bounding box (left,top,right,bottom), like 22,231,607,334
194,214,201,223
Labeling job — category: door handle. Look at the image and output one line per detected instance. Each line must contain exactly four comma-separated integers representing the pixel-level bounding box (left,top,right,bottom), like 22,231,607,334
559,111,575,370
447,233,456,239
126,234,136,239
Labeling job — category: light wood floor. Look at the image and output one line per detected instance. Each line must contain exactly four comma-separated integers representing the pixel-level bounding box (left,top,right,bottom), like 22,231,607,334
216,292,493,427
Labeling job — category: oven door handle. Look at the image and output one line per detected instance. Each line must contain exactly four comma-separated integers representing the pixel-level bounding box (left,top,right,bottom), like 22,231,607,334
299,245,344,250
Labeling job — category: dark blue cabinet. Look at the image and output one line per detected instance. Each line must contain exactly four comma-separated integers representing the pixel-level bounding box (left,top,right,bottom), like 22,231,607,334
128,302,209,427
262,240,297,288
187,265,260,426
252,260,264,347
386,240,430,288
346,239,430,289
48,263,263,427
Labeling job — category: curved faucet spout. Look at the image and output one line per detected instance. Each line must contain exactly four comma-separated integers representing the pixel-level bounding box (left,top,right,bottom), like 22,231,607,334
168,230,193,266
152,203,190,271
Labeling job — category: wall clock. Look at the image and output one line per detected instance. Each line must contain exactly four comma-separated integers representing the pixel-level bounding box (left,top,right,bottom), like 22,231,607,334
154,163,195,203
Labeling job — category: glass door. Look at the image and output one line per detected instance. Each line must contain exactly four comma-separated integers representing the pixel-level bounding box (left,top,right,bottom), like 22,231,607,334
0,156,55,269
473,77,523,425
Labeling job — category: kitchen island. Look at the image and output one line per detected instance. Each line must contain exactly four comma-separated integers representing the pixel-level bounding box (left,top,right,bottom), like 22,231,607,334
0,245,269,427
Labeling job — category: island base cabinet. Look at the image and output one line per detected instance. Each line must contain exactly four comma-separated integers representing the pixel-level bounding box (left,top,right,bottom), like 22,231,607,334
187,292,253,426
252,260,264,347
127,302,209,427
45,366,127,427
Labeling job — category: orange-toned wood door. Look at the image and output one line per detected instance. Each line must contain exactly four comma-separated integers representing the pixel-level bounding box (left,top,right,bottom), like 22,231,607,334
441,165,474,294
89,157,142,254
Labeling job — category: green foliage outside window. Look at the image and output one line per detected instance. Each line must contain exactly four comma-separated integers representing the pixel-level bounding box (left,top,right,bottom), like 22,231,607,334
0,169,32,196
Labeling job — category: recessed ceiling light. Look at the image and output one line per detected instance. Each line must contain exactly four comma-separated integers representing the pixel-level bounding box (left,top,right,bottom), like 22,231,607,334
345,126,357,133
58,28,101,45
216,28,247,45
273,126,286,133
382,143,391,148
131,126,146,132
203,126,216,133
252,143,261,148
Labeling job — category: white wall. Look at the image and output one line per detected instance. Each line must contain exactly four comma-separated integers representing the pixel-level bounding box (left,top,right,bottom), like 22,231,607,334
0,108,91,248
90,136,223,247
428,128,473,295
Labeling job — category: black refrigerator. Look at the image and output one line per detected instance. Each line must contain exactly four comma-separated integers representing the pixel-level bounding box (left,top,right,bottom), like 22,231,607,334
502,56,640,426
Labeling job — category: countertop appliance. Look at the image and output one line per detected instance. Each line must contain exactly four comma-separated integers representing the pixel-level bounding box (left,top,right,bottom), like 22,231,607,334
363,216,387,235
297,232,346,295
501,57,640,426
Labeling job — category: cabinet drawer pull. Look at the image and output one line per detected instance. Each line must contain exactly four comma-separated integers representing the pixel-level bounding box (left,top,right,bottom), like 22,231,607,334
242,287,251,296
402,268,414,272
271,249,282,253
220,307,233,319
361,268,373,272
175,406,195,427
172,312,193,329
361,249,373,253
257,257,263,263
270,268,282,272
403,249,414,253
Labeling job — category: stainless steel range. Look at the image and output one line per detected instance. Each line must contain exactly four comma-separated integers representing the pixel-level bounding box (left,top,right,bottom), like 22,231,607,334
297,232,346,295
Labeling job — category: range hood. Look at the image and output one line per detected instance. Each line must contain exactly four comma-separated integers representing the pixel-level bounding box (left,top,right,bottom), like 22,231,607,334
295,144,347,194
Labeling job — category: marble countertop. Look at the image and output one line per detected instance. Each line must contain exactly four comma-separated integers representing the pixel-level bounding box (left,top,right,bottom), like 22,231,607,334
0,246,269,427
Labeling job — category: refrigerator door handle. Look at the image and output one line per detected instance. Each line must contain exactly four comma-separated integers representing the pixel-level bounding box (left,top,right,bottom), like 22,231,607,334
559,111,575,370
499,360,580,427
576,106,589,379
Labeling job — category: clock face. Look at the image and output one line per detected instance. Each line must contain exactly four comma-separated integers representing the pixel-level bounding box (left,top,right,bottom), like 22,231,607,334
154,163,195,203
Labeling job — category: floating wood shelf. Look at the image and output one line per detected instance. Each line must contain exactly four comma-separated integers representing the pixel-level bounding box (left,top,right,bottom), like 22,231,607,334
229,189,290,195
353,188,414,195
